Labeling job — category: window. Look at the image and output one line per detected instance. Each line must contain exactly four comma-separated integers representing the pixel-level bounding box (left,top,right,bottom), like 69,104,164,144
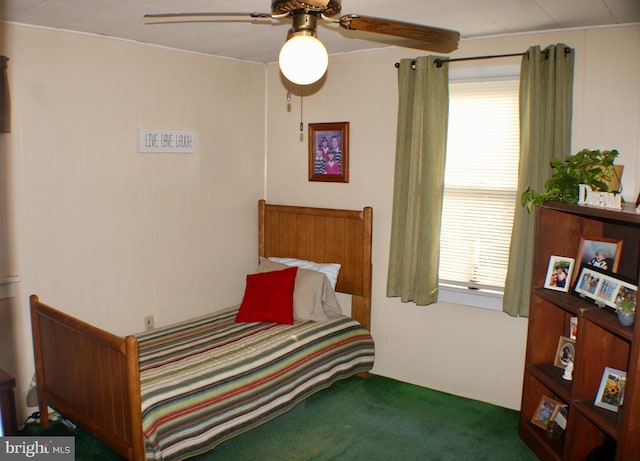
438,74,520,310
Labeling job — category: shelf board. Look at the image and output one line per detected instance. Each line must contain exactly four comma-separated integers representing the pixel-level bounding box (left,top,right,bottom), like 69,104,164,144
542,201,640,226
533,287,598,317
573,399,621,440
583,308,634,342
533,287,633,342
519,423,564,461
528,363,572,402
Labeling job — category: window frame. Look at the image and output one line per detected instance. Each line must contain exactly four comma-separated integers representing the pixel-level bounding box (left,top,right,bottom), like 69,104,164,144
438,64,521,311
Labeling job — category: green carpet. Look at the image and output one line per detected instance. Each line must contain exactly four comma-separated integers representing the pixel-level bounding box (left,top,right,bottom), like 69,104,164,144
20,375,536,460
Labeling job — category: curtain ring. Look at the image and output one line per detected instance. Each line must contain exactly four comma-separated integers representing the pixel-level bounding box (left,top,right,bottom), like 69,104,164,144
393,60,417,70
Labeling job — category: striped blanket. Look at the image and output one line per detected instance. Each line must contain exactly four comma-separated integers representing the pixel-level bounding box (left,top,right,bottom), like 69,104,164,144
136,307,374,460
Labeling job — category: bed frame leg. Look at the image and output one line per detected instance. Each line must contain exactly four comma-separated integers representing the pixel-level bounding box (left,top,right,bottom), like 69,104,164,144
39,402,49,428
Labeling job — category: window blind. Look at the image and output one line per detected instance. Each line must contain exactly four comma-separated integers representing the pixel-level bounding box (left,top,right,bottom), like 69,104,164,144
439,78,520,295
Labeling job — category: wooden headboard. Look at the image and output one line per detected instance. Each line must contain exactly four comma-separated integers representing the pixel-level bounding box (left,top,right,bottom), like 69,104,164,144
258,200,373,331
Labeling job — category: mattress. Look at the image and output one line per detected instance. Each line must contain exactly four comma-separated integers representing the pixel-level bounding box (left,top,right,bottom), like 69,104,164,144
136,306,374,460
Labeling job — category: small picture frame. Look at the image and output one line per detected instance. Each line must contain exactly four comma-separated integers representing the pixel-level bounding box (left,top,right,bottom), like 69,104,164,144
615,284,637,313
308,121,349,183
554,404,569,430
544,255,575,292
595,367,627,412
574,264,604,301
553,336,576,369
531,395,562,430
569,316,578,340
576,237,622,273
573,264,637,311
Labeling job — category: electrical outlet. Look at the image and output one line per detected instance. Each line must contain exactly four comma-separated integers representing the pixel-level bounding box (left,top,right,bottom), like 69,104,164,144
144,315,154,331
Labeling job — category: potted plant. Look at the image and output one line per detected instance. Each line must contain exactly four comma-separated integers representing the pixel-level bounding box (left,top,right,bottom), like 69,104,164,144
522,149,621,213
616,297,635,327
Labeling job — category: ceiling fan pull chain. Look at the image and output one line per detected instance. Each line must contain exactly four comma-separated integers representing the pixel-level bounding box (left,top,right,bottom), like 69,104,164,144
299,90,304,132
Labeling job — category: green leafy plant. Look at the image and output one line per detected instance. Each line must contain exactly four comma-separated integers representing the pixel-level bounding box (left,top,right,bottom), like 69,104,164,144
522,149,620,213
617,298,636,313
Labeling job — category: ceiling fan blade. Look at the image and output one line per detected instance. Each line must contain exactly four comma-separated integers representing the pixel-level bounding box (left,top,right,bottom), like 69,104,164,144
145,19,274,26
144,12,273,20
338,15,459,53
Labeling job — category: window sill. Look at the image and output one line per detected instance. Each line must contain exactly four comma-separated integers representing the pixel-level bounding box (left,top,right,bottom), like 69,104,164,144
0,276,20,300
438,286,503,311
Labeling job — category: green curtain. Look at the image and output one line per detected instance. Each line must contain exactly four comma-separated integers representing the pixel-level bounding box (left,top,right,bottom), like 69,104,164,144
387,56,449,306
503,44,575,317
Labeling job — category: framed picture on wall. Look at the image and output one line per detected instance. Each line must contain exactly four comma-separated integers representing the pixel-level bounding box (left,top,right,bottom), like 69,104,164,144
308,121,349,183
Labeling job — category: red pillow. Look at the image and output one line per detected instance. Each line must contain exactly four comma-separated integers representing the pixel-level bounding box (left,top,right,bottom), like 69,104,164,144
235,266,298,324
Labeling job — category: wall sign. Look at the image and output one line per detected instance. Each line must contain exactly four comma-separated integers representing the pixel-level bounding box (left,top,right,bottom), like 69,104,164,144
137,129,196,153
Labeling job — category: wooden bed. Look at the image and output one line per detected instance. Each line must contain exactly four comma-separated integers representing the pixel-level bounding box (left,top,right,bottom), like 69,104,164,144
30,200,373,460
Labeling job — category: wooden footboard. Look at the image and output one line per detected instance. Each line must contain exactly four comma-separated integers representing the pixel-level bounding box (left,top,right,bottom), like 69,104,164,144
30,295,144,460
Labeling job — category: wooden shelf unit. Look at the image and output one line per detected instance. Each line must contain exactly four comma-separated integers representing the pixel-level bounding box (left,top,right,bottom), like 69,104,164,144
519,201,640,461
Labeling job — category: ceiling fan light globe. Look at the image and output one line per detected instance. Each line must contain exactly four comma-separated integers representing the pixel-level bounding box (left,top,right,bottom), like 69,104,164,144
279,35,328,85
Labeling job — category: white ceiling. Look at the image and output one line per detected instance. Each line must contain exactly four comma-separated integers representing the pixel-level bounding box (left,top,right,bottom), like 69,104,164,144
1,0,639,64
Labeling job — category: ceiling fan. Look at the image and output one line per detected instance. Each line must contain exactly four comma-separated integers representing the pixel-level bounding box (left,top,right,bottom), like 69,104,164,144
145,0,460,85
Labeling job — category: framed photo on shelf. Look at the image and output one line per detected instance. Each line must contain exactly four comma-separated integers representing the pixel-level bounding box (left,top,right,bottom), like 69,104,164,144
576,237,622,273
595,367,627,412
553,336,576,369
569,316,578,340
573,263,637,311
544,255,575,292
614,282,638,313
308,121,349,183
574,264,603,301
554,404,569,430
531,395,562,430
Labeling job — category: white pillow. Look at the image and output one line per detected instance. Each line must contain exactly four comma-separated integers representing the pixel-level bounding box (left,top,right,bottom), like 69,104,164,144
268,257,341,289
257,258,342,322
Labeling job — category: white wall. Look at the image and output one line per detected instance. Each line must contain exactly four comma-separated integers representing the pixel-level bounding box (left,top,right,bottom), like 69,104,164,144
265,25,640,410
0,22,637,423
0,23,266,421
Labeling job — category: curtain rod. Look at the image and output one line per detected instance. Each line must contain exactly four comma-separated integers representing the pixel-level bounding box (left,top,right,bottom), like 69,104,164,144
394,52,524,69
394,48,571,69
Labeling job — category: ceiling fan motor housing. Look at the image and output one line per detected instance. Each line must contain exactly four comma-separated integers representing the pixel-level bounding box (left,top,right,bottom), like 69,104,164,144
271,0,342,17
290,13,319,35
